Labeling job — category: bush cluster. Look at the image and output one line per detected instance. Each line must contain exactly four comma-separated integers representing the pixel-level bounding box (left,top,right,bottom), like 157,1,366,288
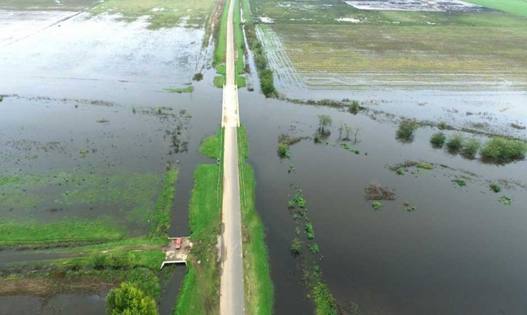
245,23,277,97
446,134,463,153
430,132,446,148
431,132,526,164
396,120,418,142
480,137,527,163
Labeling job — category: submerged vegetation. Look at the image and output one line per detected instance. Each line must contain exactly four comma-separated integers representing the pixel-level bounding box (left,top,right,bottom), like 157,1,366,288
150,167,178,236
91,0,217,29
396,119,418,142
461,138,481,159
480,137,527,163
430,132,446,148
314,115,332,143
277,134,303,159
287,186,339,314
446,134,464,153
165,86,194,94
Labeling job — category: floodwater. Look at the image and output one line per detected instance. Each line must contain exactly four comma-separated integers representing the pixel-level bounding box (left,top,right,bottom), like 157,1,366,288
0,7,219,314
0,294,106,315
2,3,527,315
239,87,527,314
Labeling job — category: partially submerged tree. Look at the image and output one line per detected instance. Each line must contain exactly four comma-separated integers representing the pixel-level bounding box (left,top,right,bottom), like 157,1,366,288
315,115,332,143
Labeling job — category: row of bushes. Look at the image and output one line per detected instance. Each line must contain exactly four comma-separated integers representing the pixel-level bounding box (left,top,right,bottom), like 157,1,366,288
431,132,527,163
243,12,277,97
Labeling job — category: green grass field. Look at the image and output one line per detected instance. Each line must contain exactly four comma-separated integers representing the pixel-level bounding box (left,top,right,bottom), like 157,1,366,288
467,0,527,17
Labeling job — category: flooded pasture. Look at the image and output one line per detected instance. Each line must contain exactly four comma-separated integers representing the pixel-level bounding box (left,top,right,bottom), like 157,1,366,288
1,0,527,314
0,5,219,313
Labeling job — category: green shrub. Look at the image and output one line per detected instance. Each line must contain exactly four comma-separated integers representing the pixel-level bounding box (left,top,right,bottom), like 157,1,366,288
192,73,203,81
349,101,361,115
430,132,446,148
489,183,501,193
461,138,480,159
416,162,433,170
126,268,160,298
446,134,464,153
288,190,306,208
437,122,450,130
396,120,418,142
277,142,289,159
371,201,383,210
106,282,157,315
308,243,320,254
498,196,512,206
452,179,466,187
305,223,315,240
290,237,302,256
260,69,276,97
480,137,527,163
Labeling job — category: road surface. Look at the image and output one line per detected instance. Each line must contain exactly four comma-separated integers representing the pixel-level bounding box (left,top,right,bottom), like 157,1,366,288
219,0,244,313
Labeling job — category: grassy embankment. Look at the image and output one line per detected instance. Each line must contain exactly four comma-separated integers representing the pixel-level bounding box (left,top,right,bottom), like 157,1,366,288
213,0,247,88
238,126,274,315
241,0,277,97
173,131,223,315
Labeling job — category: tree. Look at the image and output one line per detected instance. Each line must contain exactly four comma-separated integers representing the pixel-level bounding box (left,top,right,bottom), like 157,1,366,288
107,282,158,315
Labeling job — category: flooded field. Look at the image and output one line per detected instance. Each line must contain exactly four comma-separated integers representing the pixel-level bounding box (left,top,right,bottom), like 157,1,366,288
239,87,527,314
0,0,219,312
1,0,527,314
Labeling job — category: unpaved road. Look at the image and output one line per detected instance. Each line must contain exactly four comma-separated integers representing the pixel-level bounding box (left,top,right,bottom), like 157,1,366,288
219,0,244,313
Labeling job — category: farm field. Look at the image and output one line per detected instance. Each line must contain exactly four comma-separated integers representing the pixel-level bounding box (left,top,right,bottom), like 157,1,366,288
250,0,527,90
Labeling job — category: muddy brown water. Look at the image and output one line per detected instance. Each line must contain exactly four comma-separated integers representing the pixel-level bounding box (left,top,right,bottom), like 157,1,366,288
2,5,527,315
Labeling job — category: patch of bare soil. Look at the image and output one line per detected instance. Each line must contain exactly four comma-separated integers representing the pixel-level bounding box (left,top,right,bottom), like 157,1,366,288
365,183,396,200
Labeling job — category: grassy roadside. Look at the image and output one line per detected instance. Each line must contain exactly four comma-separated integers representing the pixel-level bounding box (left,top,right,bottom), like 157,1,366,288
174,131,223,315
214,0,247,88
238,126,274,315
